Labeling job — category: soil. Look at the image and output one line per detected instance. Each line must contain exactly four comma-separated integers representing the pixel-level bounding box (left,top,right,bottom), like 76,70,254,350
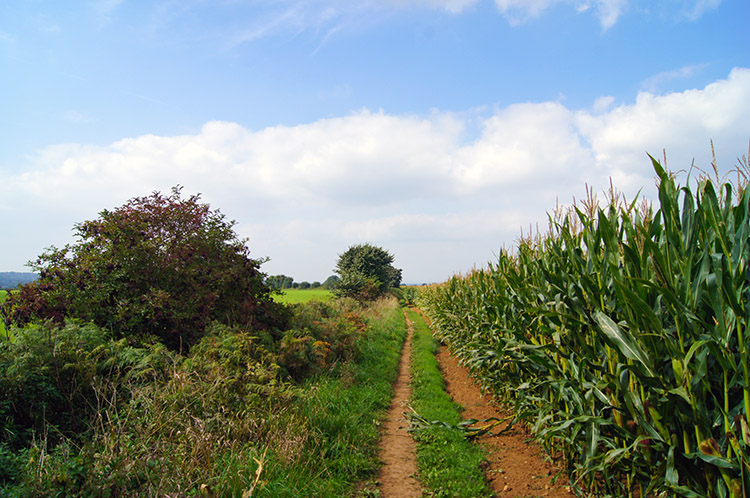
436,345,575,497
376,312,422,497
376,311,574,497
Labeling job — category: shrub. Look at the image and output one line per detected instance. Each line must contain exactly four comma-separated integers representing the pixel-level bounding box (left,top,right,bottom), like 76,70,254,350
334,243,402,300
0,321,131,449
2,187,286,349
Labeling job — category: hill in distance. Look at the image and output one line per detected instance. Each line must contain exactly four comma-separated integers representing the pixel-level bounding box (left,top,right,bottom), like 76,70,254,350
0,272,38,289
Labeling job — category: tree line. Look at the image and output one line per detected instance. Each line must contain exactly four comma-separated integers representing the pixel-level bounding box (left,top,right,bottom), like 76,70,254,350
265,274,340,290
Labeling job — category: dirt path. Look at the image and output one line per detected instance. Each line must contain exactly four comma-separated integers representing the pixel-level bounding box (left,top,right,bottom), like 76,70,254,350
376,312,421,497
437,345,574,497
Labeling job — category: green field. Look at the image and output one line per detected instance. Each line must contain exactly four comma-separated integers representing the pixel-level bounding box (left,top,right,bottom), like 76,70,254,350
272,288,333,304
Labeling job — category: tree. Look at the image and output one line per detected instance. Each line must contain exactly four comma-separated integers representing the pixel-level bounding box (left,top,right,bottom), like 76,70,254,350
2,187,285,349
333,243,402,300
267,274,294,289
322,275,340,289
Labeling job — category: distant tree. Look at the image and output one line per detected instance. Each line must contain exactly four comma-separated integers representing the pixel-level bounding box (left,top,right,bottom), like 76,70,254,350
299,281,311,289
267,274,294,289
2,187,286,349
334,243,401,300
322,275,340,289
311,281,321,288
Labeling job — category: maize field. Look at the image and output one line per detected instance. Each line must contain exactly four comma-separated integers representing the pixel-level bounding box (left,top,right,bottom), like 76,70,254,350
419,156,750,497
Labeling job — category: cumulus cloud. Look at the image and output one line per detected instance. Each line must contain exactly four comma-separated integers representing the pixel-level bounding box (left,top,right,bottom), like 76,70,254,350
2,68,749,281
578,67,750,181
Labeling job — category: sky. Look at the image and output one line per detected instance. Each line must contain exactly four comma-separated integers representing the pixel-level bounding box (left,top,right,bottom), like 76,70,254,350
1,0,749,284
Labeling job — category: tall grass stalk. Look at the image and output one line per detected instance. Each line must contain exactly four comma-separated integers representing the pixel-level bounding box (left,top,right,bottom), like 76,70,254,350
419,155,750,497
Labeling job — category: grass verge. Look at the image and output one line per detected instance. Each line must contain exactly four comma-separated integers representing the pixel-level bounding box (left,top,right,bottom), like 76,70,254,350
407,308,493,498
256,298,407,496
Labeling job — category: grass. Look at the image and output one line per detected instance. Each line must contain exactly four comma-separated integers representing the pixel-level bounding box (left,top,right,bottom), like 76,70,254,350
0,290,8,340
406,308,493,497
246,297,408,496
0,296,408,497
273,288,333,304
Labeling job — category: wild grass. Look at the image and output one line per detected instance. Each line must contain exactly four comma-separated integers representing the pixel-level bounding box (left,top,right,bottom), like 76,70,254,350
406,308,493,497
273,288,333,304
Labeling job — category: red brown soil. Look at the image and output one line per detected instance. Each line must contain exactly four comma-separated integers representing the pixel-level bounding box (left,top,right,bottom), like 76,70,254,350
376,312,421,497
437,345,575,497
376,310,574,497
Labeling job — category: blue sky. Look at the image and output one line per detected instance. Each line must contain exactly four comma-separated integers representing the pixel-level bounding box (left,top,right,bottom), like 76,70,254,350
1,0,749,283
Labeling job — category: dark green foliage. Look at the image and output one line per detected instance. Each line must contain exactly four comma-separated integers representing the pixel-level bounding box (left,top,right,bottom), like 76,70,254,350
267,274,295,289
322,275,340,289
392,286,419,306
2,187,285,349
334,243,402,300
0,321,133,450
278,299,367,379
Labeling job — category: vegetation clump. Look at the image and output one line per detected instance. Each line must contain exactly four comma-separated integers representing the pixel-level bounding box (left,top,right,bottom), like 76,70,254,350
0,295,406,496
2,187,286,349
334,243,402,300
0,188,412,497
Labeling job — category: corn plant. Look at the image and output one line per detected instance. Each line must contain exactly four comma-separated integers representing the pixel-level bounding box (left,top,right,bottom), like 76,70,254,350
419,154,750,497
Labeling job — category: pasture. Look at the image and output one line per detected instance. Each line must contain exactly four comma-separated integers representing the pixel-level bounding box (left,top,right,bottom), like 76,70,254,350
273,288,333,304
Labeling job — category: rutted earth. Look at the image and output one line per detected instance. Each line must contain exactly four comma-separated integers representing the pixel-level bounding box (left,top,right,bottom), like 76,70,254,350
376,313,422,496
376,311,574,497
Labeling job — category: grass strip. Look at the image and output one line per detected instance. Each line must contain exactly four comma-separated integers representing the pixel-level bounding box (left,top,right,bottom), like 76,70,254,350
407,308,493,498
255,299,408,497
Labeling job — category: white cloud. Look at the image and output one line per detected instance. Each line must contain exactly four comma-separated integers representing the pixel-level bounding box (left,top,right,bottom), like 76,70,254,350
388,0,480,14
493,0,626,28
578,67,750,180
683,0,722,20
592,95,616,113
92,0,125,25
640,64,708,93
230,0,481,48
0,29,17,43
2,68,748,282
